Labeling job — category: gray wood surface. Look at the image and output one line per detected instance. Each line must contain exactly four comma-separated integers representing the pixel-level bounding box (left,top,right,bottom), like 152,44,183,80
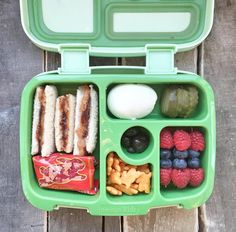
0,0,235,231
0,0,45,232
124,208,198,232
201,0,236,231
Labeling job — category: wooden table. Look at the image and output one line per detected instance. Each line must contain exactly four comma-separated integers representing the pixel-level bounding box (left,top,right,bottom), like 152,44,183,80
0,0,235,231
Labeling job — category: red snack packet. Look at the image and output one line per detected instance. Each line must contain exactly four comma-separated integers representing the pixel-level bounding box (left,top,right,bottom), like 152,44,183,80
32,153,98,194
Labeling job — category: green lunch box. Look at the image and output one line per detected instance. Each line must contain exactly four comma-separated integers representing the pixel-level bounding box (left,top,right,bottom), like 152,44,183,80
20,0,216,216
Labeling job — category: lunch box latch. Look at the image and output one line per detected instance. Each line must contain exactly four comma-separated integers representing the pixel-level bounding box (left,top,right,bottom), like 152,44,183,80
145,45,177,75
58,44,91,74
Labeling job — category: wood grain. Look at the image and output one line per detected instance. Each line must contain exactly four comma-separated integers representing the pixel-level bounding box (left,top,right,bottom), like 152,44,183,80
49,208,103,232
0,0,45,231
201,0,236,231
124,208,198,232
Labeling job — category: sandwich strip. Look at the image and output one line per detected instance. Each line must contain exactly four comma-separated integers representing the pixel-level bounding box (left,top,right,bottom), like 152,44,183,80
74,85,98,156
55,94,75,153
31,85,57,157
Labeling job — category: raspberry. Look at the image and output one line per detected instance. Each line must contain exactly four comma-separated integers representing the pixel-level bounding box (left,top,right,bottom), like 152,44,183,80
173,130,191,151
160,168,172,187
189,168,204,187
160,129,174,149
171,168,190,189
190,131,205,151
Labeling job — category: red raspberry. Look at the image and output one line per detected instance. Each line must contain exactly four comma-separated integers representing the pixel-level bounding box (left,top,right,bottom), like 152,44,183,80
190,131,205,151
189,168,204,187
160,129,174,149
171,168,190,189
160,168,172,187
173,130,191,151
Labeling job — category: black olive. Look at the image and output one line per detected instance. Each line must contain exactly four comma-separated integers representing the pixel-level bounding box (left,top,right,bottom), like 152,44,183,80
124,127,140,137
127,147,136,153
121,136,131,148
132,135,149,153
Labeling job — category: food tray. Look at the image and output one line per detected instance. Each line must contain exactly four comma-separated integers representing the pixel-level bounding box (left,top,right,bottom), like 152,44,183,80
20,70,215,215
19,0,215,215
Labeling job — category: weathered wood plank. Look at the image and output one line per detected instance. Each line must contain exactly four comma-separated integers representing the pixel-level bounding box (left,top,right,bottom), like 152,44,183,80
122,50,197,73
104,217,122,232
123,50,199,231
49,208,103,232
124,208,198,232
201,0,236,231
0,0,45,231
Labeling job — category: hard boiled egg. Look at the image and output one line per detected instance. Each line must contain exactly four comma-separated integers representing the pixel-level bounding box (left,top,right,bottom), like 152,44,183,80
107,84,158,119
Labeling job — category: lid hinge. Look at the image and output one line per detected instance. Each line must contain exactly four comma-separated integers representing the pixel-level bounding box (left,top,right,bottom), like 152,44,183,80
58,44,91,74
145,45,177,75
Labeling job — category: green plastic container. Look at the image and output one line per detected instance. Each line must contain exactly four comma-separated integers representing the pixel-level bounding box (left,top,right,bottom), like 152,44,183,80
20,0,215,215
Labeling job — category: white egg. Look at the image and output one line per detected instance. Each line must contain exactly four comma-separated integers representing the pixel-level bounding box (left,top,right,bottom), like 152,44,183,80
107,84,158,119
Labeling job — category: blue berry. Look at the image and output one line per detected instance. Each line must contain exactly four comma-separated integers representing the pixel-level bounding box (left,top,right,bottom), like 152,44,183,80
170,150,175,160
160,149,171,159
160,159,172,168
188,150,200,158
173,148,188,159
173,159,187,169
188,158,200,168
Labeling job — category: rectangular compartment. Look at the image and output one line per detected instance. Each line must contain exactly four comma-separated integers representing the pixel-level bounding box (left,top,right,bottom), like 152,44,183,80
159,127,215,208
106,83,208,120
106,2,200,41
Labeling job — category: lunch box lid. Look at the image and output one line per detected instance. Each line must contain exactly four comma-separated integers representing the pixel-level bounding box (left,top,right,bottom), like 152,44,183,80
20,0,214,57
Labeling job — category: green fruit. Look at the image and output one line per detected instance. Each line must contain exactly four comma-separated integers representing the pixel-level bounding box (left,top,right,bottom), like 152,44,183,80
161,85,198,118
161,86,178,118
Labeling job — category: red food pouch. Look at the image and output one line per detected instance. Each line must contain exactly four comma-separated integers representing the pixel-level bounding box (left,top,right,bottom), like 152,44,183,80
33,153,98,194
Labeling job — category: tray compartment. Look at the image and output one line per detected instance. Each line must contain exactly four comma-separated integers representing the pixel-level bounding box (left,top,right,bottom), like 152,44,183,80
159,126,215,208
106,2,200,41
20,77,102,211
105,151,157,202
106,82,208,120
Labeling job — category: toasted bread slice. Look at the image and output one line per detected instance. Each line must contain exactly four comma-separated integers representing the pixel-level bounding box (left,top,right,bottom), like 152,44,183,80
74,85,98,156
31,85,57,156
55,94,76,153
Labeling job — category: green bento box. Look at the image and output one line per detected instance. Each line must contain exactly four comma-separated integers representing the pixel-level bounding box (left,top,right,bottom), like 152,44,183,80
20,0,216,216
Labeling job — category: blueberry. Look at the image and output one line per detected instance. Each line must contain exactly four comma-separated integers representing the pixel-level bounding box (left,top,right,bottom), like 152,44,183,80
121,136,131,148
160,159,172,168
173,148,188,159
170,150,175,160
127,147,136,153
188,158,200,168
125,127,140,137
160,149,171,159
173,159,187,169
132,135,149,153
188,150,200,159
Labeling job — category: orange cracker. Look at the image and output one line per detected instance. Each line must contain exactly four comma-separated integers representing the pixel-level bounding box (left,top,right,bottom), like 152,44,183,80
136,172,152,193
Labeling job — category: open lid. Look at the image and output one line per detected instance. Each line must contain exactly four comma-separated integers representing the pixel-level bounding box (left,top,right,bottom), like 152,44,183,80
20,0,214,56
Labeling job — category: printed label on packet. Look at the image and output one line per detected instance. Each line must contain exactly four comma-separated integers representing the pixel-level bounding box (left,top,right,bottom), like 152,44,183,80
33,153,98,194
